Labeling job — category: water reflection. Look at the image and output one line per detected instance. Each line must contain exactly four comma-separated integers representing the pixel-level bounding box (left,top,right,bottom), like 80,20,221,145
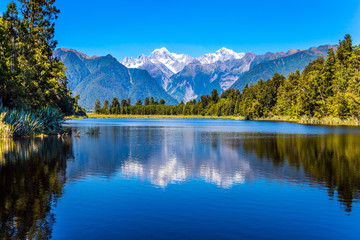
1,123,360,239
241,133,360,212
0,137,73,239
66,125,360,212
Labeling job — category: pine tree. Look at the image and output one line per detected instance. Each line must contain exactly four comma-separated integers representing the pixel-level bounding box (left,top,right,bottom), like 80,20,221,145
211,89,219,103
136,99,142,106
110,97,121,114
144,97,150,106
94,98,101,113
102,99,109,114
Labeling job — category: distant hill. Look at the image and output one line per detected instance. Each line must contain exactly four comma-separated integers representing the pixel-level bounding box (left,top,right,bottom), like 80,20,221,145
54,49,177,110
231,45,337,90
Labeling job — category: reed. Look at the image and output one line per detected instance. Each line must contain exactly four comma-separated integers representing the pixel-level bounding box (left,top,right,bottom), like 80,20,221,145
86,127,100,136
0,105,65,138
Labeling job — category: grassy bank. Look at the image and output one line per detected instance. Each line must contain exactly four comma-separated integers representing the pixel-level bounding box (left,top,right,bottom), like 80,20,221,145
82,113,240,120
0,105,65,138
68,113,360,127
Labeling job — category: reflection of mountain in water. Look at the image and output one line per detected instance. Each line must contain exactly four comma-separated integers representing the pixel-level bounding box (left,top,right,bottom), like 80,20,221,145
241,133,360,212
66,126,360,212
68,127,257,188
0,137,73,239
1,126,359,239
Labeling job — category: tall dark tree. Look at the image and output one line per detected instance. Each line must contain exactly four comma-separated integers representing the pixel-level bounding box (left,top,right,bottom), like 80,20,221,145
150,97,155,105
136,99,142,106
110,97,121,114
101,99,109,114
121,99,128,108
144,97,150,106
211,89,219,103
94,98,101,113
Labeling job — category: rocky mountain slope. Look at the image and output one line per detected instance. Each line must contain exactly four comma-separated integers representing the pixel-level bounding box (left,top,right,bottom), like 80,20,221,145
121,46,335,102
231,45,337,90
54,48,178,110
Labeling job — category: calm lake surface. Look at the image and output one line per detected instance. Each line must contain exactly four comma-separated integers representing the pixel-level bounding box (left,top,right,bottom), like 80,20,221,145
1,118,360,239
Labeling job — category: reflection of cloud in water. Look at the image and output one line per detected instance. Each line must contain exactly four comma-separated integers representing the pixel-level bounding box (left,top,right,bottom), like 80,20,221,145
200,165,246,188
122,157,187,187
121,145,251,188
65,127,315,189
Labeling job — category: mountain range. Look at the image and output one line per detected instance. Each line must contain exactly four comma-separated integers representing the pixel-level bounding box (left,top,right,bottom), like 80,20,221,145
54,44,337,110
53,49,178,110
121,45,336,102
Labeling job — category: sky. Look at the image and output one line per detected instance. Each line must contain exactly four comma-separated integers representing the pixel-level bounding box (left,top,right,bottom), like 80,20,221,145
1,0,359,60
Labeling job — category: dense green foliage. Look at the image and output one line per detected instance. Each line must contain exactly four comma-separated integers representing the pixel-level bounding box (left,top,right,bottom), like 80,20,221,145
95,35,359,121
0,104,65,138
0,0,85,116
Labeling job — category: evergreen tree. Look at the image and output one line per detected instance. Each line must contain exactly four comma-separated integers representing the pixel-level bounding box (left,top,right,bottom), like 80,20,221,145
102,99,109,114
136,99,142,106
144,97,150,106
150,97,155,105
211,89,219,103
110,97,121,114
121,99,128,108
94,98,101,113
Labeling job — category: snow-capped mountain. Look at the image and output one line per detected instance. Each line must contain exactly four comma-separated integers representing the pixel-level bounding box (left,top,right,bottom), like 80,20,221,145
122,47,193,74
197,47,246,64
167,52,257,102
122,54,147,68
121,47,193,90
148,47,193,74
121,47,248,91
118,45,333,103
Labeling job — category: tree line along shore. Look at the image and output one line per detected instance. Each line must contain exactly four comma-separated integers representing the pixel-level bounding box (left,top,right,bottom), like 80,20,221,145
91,35,360,126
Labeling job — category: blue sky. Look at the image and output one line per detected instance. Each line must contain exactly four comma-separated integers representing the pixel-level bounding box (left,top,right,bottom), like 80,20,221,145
1,0,359,60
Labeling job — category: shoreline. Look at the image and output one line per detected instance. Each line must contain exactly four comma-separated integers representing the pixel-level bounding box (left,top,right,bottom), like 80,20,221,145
67,113,360,127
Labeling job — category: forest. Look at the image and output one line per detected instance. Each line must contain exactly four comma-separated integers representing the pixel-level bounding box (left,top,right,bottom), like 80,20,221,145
0,0,85,137
94,35,360,124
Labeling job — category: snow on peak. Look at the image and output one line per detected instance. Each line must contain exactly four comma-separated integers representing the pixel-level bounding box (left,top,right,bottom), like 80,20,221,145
121,47,193,74
153,47,170,53
216,47,232,53
197,47,245,64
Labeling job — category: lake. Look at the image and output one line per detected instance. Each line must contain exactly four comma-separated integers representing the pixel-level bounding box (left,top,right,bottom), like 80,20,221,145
1,118,360,239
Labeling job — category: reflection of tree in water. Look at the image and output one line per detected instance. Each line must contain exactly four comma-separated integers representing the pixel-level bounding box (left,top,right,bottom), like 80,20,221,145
240,133,360,212
0,137,73,239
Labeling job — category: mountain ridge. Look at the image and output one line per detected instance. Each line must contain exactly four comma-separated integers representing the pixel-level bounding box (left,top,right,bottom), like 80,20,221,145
119,45,334,102
54,48,178,110
55,44,338,108
231,44,338,90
